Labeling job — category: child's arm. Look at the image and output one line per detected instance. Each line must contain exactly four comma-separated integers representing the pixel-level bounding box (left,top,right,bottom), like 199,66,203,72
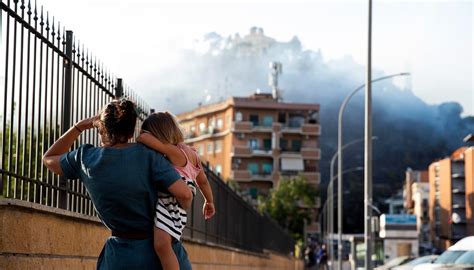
137,132,186,167
195,170,215,219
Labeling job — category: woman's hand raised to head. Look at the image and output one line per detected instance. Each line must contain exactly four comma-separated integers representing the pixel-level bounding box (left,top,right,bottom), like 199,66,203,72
43,116,98,175
75,116,98,132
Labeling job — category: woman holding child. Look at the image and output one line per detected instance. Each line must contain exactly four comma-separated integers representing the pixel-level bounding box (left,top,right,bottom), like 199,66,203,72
43,99,215,270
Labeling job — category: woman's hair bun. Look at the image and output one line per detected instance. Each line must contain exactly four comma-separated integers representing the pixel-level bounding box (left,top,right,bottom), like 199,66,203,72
97,98,137,145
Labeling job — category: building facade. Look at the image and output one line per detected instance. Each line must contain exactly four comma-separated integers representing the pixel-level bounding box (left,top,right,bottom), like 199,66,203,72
428,146,473,251
177,92,321,232
403,169,430,254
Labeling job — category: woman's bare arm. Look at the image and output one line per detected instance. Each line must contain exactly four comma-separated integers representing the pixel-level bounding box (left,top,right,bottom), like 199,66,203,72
136,132,186,167
43,117,95,175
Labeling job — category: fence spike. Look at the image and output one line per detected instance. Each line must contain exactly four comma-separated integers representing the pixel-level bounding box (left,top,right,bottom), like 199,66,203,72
27,0,31,15
20,0,25,12
40,6,44,26
61,26,66,46
51,17,55,36
33,0,37,21
45,12,50,34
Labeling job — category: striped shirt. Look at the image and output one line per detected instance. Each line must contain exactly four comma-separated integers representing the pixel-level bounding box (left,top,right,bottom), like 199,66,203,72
155,144,201,240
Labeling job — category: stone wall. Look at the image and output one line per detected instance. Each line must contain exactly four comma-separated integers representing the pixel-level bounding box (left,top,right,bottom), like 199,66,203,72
0,199,303,270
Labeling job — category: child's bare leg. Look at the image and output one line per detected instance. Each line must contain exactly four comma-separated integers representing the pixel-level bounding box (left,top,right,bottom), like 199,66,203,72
154,227,179,270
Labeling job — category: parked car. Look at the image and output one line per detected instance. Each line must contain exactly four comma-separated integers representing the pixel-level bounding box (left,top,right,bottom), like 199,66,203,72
392,255,439,270
413,236,474,270
375,256,413,270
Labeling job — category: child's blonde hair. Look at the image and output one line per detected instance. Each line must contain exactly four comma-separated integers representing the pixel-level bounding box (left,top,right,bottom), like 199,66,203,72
141,112,184,145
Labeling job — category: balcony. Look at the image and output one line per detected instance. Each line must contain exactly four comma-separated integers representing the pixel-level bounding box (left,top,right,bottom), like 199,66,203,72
280,123,321,135
231,170,251,181
251,148,273,157
232,121,253,133
452,179,466,193
232,146,252,157
302,124,321,136
231,170,274,183
302,172,321,185
232,146,273,158
184,129,228,144
251,173,274,182
252,125,273,133
452,193,466,208
301,148,321,160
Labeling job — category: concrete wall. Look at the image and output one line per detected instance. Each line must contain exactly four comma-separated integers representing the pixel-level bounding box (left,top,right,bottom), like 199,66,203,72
0,199,303,270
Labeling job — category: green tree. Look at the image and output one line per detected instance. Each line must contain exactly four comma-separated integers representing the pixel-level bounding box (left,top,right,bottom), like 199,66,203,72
258,175,318,242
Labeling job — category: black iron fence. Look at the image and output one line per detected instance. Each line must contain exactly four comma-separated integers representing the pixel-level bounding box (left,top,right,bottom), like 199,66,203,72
0,0,149,215
0,0,295,256
185,162,295,254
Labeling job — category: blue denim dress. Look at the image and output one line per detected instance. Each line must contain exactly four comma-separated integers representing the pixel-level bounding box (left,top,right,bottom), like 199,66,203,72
60,143,192,270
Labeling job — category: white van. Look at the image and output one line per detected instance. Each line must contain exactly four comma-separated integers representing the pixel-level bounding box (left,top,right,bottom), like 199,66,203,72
413,236,474,270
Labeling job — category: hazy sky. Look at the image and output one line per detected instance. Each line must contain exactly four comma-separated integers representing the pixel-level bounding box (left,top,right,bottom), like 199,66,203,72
36,0,473,115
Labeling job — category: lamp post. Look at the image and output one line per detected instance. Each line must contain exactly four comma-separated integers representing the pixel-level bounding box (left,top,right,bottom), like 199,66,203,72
336,72,409,270
327,136,376,268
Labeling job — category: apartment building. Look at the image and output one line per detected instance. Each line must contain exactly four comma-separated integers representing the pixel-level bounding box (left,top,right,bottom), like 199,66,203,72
403,169,430,253
178,92,320,198
428,146,473,251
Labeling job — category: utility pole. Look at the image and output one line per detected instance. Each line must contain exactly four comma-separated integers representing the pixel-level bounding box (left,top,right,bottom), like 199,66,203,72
364,0,373,269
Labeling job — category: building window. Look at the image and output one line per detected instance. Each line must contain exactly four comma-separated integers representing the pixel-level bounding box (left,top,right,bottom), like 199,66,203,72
215,164,222,175
197,144,204,156
288,114,304,128
249,187,258,199
226,114,231,127
309,111,319,124
278,112,286,123
262,163,273,175
207,142,214,154
215,140,222,153
263,139,272,151
280,138,288,151
235,112,243,122
209,117,216,128
263,115,273,127
199,122,206,133
292,140,302,152
249,114,259,126
247,163,259,175
249,139,259,150
216,118,223,129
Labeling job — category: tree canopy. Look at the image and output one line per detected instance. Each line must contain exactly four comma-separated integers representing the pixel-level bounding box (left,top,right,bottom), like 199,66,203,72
258,175,318,241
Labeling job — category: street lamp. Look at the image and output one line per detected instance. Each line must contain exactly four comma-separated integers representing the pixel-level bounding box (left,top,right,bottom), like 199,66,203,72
336,72,410,270
327,136,377,268
321,166,364,269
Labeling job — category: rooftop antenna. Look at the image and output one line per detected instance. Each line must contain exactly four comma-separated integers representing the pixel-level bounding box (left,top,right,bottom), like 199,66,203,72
269,61,283,101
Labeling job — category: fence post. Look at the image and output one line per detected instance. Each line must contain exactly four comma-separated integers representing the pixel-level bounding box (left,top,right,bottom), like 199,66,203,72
58,30,74,209
116,78,123,98
204,162,211,243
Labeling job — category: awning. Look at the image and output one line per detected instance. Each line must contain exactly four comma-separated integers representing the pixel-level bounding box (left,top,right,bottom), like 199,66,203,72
281,157,304,171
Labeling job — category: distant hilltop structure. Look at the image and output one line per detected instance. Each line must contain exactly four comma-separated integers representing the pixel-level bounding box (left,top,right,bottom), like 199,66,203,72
196,27,302,57
230,27,276,55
